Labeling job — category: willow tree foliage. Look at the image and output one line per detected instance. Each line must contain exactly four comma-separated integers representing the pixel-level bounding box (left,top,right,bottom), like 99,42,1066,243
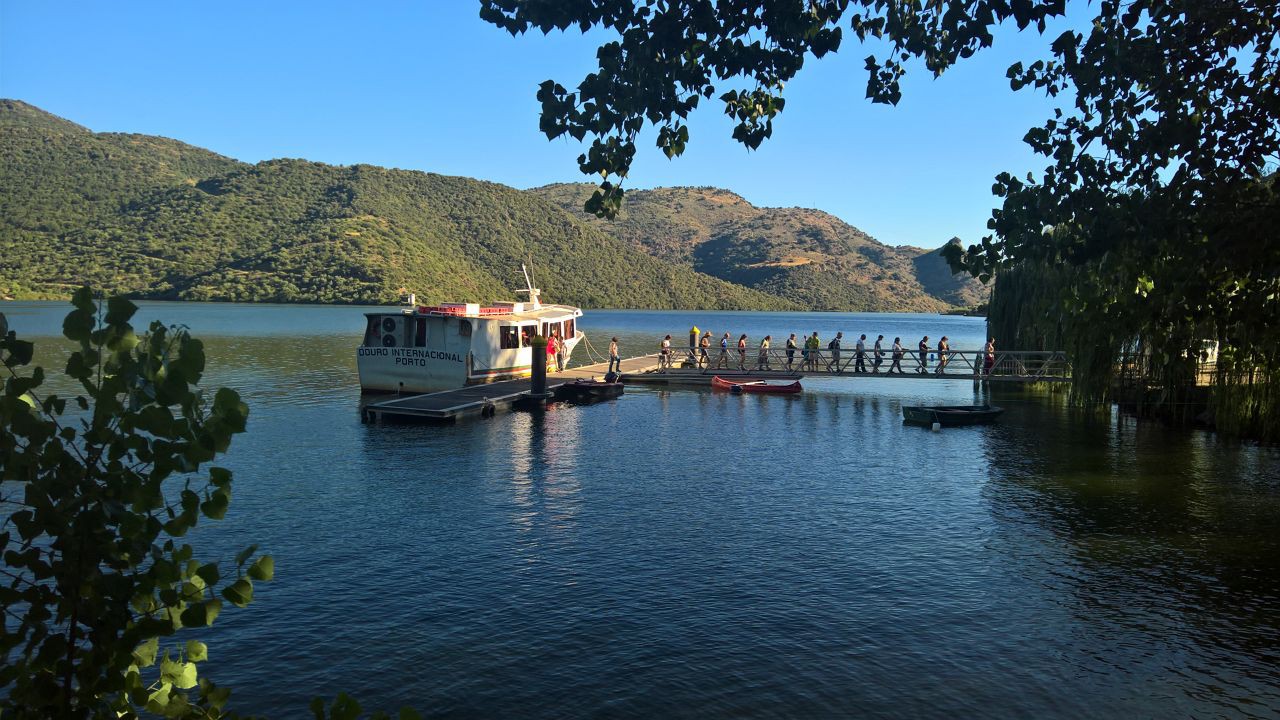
482,0,1280,437
0,291,267,718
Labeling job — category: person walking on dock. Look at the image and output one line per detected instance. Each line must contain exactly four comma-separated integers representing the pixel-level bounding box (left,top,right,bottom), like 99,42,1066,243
785,333,798,370
717,332,731,369
890,337,904,373
737,334,748,370
935,336,950,374
806,332,821,371
608,337,621,374
757,335,772,370
918,336,930,374
854,333,867,373
827,332,844,372
547,332,559,373
699,331,711,368
554,330,567,371
873,335,885,373
983,337,996,376
659,334,672,370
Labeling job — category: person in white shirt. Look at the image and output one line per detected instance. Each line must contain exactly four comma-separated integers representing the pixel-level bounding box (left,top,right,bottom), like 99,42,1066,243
854,333,867,373
659,334,672,370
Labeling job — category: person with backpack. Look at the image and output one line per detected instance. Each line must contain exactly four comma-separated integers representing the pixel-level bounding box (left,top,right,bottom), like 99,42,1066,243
935,336,951,374
873,334,885,373
890,337,905,374
827,331,843,372
785,333,799,370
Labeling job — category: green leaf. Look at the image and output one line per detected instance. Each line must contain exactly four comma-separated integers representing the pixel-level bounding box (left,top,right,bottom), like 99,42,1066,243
248,555,274,581
146,682,173,714
222,578,253,607
195,563,221,586
179,599,222,627
329,693,363,720
200,490,229,520
176,661,198,689
160,653,182,684
185,640,208,663
209,466,233,490
235,544,259,567
4,339,33,367
133,637,160,667
63,304,96,344
105,296,138,326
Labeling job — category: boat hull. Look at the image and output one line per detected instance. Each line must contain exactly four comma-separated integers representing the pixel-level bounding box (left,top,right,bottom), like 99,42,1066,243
358,330,580,394
902,405,1004,426
711,376,803,394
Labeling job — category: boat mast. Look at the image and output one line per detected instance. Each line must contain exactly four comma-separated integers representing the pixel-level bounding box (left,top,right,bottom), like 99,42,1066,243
518,263,541,310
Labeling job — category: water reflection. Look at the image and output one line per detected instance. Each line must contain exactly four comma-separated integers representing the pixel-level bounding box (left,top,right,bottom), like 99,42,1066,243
6,301,1280,718
978,397,1280,711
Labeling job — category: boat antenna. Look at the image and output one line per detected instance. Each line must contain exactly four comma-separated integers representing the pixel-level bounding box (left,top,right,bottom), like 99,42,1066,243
518,262,541,309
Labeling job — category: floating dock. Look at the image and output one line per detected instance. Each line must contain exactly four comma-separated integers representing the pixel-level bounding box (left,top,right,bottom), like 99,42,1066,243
362,355,658,423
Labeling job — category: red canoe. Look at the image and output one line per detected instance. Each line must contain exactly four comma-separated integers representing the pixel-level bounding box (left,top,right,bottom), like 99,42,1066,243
711,376,803,394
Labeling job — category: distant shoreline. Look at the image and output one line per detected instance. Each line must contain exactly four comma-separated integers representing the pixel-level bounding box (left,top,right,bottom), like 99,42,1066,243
1,295,985,317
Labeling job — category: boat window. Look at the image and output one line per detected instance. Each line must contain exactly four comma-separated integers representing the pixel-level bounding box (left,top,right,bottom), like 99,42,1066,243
415,319,427,347
564,318,575,339
500,326,520,350
364,317,380,346
520,324,535,347
459,320,472,337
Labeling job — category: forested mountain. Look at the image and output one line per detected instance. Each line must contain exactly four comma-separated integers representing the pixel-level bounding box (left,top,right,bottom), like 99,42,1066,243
1,100,982,310
0,100,793,309
530,184,989,312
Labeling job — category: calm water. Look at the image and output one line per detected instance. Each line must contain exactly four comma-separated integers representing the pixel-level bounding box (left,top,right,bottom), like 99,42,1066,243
5,302,1280,719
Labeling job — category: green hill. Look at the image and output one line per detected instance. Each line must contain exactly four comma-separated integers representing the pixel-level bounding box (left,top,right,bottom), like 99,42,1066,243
0,100,794,309
531,183,990,312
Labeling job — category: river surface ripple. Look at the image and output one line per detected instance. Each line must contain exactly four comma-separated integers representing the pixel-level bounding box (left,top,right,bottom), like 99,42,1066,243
5,302,1280,719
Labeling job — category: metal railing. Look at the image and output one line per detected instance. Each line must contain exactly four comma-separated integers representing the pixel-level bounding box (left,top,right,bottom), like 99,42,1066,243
640,347,1072,382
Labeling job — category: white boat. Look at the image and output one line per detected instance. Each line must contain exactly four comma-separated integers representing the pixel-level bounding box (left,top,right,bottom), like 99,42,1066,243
357,267,583,393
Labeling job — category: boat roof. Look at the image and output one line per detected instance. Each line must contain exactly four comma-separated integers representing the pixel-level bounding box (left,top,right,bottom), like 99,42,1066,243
366,303,581,322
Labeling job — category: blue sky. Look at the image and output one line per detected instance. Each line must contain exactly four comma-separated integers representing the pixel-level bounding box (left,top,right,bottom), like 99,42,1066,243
1,1,1080,249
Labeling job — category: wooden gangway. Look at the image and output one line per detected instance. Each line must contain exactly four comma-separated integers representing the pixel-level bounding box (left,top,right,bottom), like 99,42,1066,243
362,354,658,423
621,348,1072,384
362,348,1068,423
